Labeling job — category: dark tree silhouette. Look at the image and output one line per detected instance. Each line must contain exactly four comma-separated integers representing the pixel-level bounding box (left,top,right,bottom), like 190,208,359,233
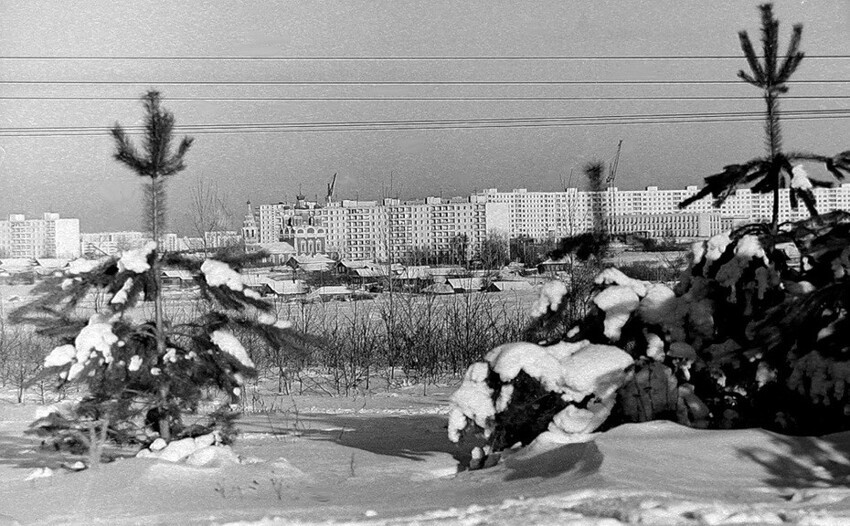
111,91,193,362
679,3,850,232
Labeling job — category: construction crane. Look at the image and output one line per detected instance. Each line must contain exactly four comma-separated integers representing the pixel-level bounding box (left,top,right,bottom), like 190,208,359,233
606,139,623,187
326,172,337,203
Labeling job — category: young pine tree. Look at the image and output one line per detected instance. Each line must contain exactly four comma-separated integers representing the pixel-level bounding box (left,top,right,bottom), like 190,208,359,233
679,3,850,232
14,91,305,465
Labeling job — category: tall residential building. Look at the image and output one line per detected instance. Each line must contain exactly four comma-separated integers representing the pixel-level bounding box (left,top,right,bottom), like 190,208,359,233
0,213,81,259
250,195,509,263
249,183,850,263
80,231,150,257
477,184,850,240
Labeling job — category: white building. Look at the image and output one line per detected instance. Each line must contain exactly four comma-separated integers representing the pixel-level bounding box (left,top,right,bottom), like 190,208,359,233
248,183,850,262
249,195,509,263
80,231,150,257
477,184,850,240
0,213,80,259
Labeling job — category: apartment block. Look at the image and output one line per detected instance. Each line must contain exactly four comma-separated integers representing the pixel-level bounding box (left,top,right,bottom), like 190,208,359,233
247,195,510,263
246,182,850,263
477,184,850,240
0,213,81,259
81,231,150,257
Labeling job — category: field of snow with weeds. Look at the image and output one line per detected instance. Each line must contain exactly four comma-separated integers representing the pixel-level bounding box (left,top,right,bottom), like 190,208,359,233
3,383,850,525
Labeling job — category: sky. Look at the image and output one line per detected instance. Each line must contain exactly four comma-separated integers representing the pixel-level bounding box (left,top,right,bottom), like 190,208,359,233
0,0,849,233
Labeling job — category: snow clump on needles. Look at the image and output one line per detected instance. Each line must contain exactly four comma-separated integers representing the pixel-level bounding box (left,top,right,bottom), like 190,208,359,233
117,241,157,273
448,338,633,445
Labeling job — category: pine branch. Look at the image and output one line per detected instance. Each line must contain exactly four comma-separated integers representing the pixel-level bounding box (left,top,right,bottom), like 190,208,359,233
760,3,779,80
110,126,149,176
738,31,766,85
678,160,767,209
778,24,805,82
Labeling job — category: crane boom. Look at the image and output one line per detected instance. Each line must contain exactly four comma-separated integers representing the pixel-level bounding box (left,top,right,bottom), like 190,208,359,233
606,139,623,186
326,172,337,203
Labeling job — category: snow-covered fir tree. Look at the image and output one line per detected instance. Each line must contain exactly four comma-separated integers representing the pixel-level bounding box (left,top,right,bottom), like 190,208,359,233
12,91,304,466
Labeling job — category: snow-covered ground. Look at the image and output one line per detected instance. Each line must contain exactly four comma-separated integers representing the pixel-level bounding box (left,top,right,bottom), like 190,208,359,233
3,386,850,525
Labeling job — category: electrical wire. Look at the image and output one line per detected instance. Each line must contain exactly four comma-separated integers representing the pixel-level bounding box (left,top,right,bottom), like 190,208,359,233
1,79,846,86
1,95,849,102
2,108,848,137
0,54,848,60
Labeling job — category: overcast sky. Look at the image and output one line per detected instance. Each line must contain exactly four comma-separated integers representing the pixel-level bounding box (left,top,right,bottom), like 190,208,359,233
1,1,848,233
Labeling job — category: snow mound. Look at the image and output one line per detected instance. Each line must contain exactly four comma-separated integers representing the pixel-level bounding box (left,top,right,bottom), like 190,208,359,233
449,340,633,444
486,342,564,392
136,432,240,467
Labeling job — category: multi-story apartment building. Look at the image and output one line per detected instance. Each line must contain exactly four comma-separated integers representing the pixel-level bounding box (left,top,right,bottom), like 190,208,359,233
477,184,850,240
82,230,242,257
0,213,80,259
247,195,510,263
80,231,150,257
245,182,850,263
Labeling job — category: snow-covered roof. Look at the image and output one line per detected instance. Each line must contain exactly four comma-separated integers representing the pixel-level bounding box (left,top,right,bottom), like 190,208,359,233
488,280,533,292
0,258,34,273
263,279,307,295
422,283,455,294
395,266,430,280
337,260,375,269
35,258,70,269
289,254,335,264
257,241,296,255
353,268,389,278
605,251,687,268
447,277,485,291
428,266,465,277
312,285,353,296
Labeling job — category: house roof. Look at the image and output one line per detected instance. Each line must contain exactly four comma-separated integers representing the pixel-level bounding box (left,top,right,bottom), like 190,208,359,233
289,254,335,264
313,285,353,296
447,277,485,291
337,260,375,269
488,280,533,292
395,266,430,280
257,241,296,255
353,268,389,278
422,283,455,294
35,258,70,269
263,279,306,295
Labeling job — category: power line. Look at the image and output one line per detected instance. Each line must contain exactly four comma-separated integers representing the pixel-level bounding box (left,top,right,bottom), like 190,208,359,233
0,54,849,61
3,108,848,137
2,95,850,102
3,114,846,138
1,79,846,86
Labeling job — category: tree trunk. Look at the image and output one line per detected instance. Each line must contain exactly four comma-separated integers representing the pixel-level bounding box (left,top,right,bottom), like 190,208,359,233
765,90,782,232
150,176,171,442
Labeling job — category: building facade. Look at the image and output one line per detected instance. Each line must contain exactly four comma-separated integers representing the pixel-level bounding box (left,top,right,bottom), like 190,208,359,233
477,184,850,241
245,183,850,263
1,213,81,259
247,195,510,263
